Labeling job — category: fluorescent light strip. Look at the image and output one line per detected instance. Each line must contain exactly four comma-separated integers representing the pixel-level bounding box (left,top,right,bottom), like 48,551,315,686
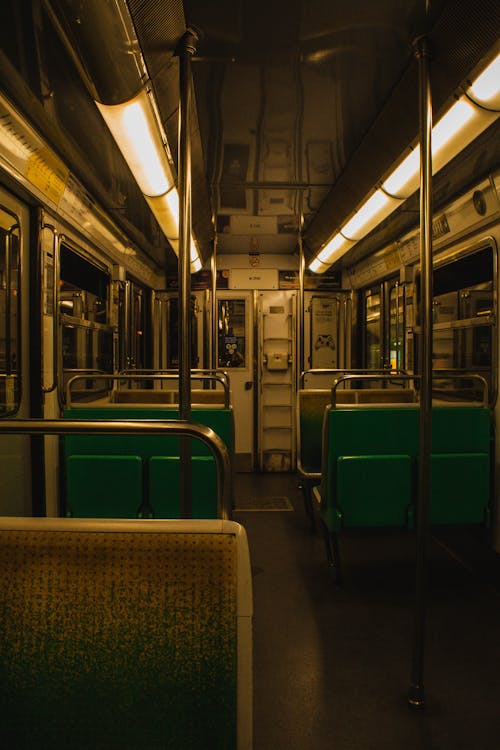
432,99,476,152
169,236,203,272
341,190,397,241
96,89,174,197
317,233,351,264
308,257,333,273
96,90,203,271
309,52,500,273
469,52,500,105
382,147,420,197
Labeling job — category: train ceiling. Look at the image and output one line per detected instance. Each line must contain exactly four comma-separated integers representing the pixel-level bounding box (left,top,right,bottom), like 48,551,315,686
182,0,500,262
1,1,499,273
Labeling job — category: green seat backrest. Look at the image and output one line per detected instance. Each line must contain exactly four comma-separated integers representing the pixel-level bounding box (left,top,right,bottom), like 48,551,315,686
63,407,234,518
66,455,144,518
429,406,490,525
149,456,217,519
321,405,490,531
64,407,233,456
322,407,419,531
298,390,331,475
0,518,252,750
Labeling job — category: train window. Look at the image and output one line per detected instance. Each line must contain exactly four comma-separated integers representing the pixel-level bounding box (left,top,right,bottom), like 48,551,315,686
217,299,246,368
59,244,113,401
415,245,495,402
0,207,20,415
388,282,404,370
363,289,382,369
60,244,109,324
166,296,198,369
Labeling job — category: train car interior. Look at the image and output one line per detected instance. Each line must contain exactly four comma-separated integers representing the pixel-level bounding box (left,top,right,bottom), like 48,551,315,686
1,1,499,748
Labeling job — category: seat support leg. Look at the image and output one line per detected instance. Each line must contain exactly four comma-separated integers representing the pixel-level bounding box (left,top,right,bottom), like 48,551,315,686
300,480,316,531
321,521,342,585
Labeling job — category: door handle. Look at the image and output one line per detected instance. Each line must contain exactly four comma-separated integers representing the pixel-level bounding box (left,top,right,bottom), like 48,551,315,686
244,381,253,390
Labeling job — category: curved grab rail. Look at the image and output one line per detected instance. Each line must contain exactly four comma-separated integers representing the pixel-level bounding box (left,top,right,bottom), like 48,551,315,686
331,373,488,407
426,370,490,407
300,368,409,388
119,368,231,389
0,418,232,520
63,368,108,374
66,373,231,407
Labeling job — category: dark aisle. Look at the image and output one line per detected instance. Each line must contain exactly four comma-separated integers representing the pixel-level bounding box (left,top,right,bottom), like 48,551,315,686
233,472,500,750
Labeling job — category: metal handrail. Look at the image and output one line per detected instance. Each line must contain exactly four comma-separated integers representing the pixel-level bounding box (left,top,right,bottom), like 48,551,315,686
0,418,232,520
118,368,231,389
300,368,409,388
331,373,489,407
63,368,108,374
66,373,231,408
425,370,490,406
41,224,59,395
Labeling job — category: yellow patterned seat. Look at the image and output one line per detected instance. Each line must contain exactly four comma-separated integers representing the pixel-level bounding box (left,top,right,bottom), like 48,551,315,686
0,517,252,750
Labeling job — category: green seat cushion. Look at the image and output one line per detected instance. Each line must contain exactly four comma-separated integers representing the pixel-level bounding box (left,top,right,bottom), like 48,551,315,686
430,453,490,524
66,455,143,518
322,454,413,531
149,456,217,519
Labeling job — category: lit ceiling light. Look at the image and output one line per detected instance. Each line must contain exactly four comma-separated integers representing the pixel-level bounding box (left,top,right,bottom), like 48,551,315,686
341,190,398,241
144,188,179,241
307,233,353,272
96,89,174,197
191,254,202,273
309,49,499,273
308,256,333,273
168,235,203,273
469,52,500,105
432,99,476,153
96,88,203,272
319,233,351,263
382,147,420,198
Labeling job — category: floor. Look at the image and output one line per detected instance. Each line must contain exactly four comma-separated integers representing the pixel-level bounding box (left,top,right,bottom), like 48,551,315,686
233,472,500,750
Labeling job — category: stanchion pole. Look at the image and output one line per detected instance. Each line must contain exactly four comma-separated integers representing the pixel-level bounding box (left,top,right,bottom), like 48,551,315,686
409,34,433,709
178,28,199,517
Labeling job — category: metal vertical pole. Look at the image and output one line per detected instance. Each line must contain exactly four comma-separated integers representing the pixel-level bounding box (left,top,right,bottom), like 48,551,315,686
124,280,131,372
298,210,305,377
409,34,433,709
211,232,218,371
178,28,198,517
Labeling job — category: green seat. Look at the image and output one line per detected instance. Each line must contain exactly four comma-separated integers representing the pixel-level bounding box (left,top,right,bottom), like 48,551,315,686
430,453,490,524
149,456,217,519
66,455,143,518
297,389,341,525
316,404,491,581
332,454,413,530
63,407,234,519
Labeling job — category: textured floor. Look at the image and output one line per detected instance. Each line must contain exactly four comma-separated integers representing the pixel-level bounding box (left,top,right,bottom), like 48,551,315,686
233,472,500,750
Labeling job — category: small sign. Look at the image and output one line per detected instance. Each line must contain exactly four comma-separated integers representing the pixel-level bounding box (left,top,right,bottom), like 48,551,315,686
229,268,278,289
279,270,299,289
304,268,342,290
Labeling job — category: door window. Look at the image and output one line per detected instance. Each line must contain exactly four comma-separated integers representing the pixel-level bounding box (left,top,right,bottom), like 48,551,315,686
218,299,246,368
364,289,382,369
0,207,20,415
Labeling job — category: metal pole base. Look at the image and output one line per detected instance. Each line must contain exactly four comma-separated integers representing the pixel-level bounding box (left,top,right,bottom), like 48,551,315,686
408,684,426,709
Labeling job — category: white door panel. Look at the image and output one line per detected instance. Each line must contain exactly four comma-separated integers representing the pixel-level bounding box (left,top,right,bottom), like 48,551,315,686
258,290,295,471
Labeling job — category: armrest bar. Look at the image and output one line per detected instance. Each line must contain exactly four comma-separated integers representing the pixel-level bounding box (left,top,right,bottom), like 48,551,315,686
0,419,232,520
